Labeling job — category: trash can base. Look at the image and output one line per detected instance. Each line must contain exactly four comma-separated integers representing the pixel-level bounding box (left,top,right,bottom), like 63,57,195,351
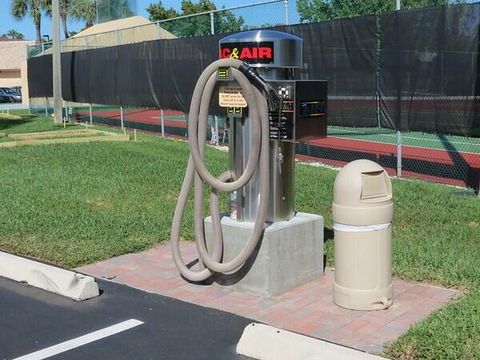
333,280,394,311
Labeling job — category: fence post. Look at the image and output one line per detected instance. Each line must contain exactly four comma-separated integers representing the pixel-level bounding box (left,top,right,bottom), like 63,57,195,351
395,0,401,177
210,12,215,35
45,97,48,116
396,130,402,177
440,51,444,95
89,104,93,125
333,47,336,93
375,15,381,129
472,53,475,76
376,92,381,128
215,115,219,146
160,108,165,137
120,106,124,129
284,0,289,25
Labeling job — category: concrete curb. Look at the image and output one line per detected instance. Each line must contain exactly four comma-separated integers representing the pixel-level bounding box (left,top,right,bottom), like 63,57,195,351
237,323,387,360
0,251,99,301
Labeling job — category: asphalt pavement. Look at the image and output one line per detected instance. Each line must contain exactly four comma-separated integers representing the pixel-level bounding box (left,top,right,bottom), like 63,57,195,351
0,277,252,360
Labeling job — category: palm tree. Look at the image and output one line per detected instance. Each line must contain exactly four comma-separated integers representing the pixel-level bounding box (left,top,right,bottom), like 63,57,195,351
59,0,71,39
2,29,25,40
96,0,133,23
71,0,96,29
11,0,48,43
44,0,72,39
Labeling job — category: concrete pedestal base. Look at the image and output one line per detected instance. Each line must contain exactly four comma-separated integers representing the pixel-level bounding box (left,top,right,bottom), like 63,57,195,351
204,212,324,297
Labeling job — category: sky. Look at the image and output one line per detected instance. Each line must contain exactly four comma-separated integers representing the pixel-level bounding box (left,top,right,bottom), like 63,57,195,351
0,0,301,40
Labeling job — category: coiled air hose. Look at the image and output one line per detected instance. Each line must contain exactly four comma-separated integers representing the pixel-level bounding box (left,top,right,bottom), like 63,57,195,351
170,58,271,282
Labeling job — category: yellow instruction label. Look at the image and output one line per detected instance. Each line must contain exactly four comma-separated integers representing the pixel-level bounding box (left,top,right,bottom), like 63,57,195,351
219,86,247,108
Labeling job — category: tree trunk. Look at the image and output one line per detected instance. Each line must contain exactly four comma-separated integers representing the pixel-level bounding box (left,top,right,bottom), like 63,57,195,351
62,15,69,39
35,17,42,44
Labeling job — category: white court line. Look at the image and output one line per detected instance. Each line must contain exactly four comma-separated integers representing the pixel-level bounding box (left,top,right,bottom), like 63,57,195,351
13,319,144,360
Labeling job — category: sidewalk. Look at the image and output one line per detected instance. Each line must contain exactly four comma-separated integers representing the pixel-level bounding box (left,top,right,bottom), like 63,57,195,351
78,241,461,354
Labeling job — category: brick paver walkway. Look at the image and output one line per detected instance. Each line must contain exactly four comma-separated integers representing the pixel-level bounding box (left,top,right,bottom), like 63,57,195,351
78,242,461,354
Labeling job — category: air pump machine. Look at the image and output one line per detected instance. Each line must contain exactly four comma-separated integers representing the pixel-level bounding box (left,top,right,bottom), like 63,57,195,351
171,30,327,296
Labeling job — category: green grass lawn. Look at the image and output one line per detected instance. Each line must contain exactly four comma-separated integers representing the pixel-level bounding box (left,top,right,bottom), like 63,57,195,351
1,112,480,359
0,110,82,134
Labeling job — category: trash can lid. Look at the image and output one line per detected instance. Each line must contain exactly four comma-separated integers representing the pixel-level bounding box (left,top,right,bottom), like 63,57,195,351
334,160,392,207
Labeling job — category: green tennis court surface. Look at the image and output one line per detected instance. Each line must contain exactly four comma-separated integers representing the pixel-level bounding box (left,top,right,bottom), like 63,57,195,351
328,126,480,155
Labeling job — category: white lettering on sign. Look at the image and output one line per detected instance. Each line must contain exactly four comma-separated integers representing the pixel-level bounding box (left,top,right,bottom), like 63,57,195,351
219,86,247,108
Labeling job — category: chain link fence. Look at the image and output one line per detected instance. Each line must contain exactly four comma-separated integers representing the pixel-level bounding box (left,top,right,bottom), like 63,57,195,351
27,0,480,192
293,0,480,191
27,0,288,57
31,96,479,192
156,0,289,38
297,0,478,21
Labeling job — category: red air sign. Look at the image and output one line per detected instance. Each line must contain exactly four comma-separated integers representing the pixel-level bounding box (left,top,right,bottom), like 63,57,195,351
219,42,274,64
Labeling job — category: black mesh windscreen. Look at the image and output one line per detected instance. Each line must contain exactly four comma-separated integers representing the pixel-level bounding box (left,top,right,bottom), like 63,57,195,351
379,3,480,136
29,17,377,126
62,35,221,112
28,54,53,98
30,35,222,112
28,3,480,136
284,16,378,127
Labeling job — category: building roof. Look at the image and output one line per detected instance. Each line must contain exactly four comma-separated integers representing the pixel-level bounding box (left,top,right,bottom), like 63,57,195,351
71,16,172,39
0,40,35,70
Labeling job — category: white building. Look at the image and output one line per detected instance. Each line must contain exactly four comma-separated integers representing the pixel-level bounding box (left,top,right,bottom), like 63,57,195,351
0,38,34,103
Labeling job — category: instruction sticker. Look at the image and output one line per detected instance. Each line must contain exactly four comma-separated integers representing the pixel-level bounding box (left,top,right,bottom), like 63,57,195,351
219,86,247,108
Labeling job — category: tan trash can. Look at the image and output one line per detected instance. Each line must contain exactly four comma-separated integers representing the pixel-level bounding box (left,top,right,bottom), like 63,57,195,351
332,160,393,310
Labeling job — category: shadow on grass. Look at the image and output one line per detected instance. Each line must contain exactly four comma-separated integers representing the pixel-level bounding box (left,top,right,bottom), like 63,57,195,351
0,118,31,131
324,227,334,242
323,227,334,271
438,134,479,194
18,113,36,120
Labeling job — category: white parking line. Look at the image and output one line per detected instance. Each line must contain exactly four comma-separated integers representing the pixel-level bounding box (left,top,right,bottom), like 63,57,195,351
13,319,144,360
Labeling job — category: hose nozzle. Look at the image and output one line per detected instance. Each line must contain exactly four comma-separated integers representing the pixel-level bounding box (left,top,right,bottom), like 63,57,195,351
266,88,282,111
238,63,282,111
